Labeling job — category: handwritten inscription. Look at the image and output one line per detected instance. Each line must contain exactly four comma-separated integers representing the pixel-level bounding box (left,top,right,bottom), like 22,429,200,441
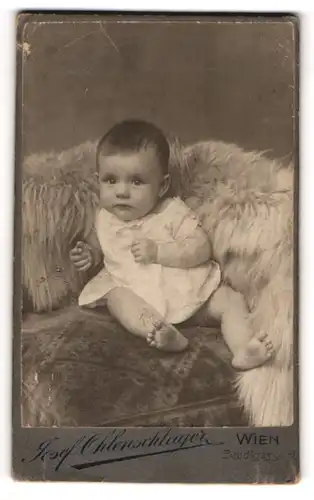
21,429,224,472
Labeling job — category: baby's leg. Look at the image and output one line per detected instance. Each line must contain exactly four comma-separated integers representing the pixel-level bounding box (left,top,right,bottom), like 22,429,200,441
106,287,188,352
206,285,274,370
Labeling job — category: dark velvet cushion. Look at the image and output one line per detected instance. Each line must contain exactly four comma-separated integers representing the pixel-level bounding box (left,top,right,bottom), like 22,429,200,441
22,306,248,427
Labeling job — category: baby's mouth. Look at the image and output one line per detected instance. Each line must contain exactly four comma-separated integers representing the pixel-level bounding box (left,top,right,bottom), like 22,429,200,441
114,203,132,209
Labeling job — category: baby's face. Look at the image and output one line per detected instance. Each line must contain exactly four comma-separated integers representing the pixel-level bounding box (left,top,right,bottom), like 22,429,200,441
98,147,169,221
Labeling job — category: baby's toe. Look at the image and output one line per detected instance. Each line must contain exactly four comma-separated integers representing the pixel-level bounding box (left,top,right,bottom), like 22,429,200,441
264,336,273,346
265,344,275,357
265,351,273,360
147,336,158,347
147,332,155,342
257,332,268,342
147,328,158,346
153,320,164,332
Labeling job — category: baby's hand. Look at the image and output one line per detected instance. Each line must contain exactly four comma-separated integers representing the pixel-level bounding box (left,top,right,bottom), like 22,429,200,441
131,238,158,264
69,241,93,272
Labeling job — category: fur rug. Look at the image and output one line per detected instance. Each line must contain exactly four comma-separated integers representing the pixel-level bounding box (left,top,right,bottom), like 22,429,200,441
22,139,294,426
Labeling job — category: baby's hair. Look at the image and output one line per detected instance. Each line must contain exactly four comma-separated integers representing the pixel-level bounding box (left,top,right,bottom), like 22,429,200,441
96,119,170,174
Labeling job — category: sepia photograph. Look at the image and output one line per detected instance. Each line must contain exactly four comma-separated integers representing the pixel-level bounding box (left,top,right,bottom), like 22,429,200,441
13,12,298,483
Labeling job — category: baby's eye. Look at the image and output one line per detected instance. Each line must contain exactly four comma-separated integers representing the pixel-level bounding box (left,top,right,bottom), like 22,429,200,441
132,178,143,186
105,177,116,185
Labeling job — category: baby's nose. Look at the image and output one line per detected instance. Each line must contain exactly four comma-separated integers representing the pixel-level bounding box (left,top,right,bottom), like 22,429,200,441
116,182,130,198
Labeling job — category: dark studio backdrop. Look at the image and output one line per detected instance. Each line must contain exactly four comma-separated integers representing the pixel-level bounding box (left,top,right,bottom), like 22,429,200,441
22,19,295,159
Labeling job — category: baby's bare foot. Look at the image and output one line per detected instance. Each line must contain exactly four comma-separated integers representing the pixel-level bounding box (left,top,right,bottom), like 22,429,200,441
147,321,188,352
232,332,274,371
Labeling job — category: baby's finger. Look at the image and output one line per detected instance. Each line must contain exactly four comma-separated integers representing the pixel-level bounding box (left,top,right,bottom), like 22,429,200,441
76,259,91,270
132,248,143,257
70,247,82,256
80,250,91,259
71,253,88,262
133,254,144,262
72,246,82,254
74,256,90,266
77,262,92,272
131,241,140,250
134,249,144,257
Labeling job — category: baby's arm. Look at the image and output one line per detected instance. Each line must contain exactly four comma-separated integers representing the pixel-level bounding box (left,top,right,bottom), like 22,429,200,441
156,225,212,268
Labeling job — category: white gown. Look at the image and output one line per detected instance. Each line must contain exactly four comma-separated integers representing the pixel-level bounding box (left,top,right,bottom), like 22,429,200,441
79,197,221,324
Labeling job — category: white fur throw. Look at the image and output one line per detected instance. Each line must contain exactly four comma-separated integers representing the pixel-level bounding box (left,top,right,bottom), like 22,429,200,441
22,139,294,426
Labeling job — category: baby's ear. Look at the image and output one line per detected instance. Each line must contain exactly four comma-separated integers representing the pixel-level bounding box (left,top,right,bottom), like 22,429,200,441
159,174,171,198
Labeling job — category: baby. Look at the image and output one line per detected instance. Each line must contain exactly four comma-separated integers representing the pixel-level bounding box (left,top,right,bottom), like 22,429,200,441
70,119,274,370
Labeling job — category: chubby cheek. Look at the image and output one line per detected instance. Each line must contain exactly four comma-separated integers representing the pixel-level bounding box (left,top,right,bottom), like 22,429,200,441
136,187,159,208
99,185,113,205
